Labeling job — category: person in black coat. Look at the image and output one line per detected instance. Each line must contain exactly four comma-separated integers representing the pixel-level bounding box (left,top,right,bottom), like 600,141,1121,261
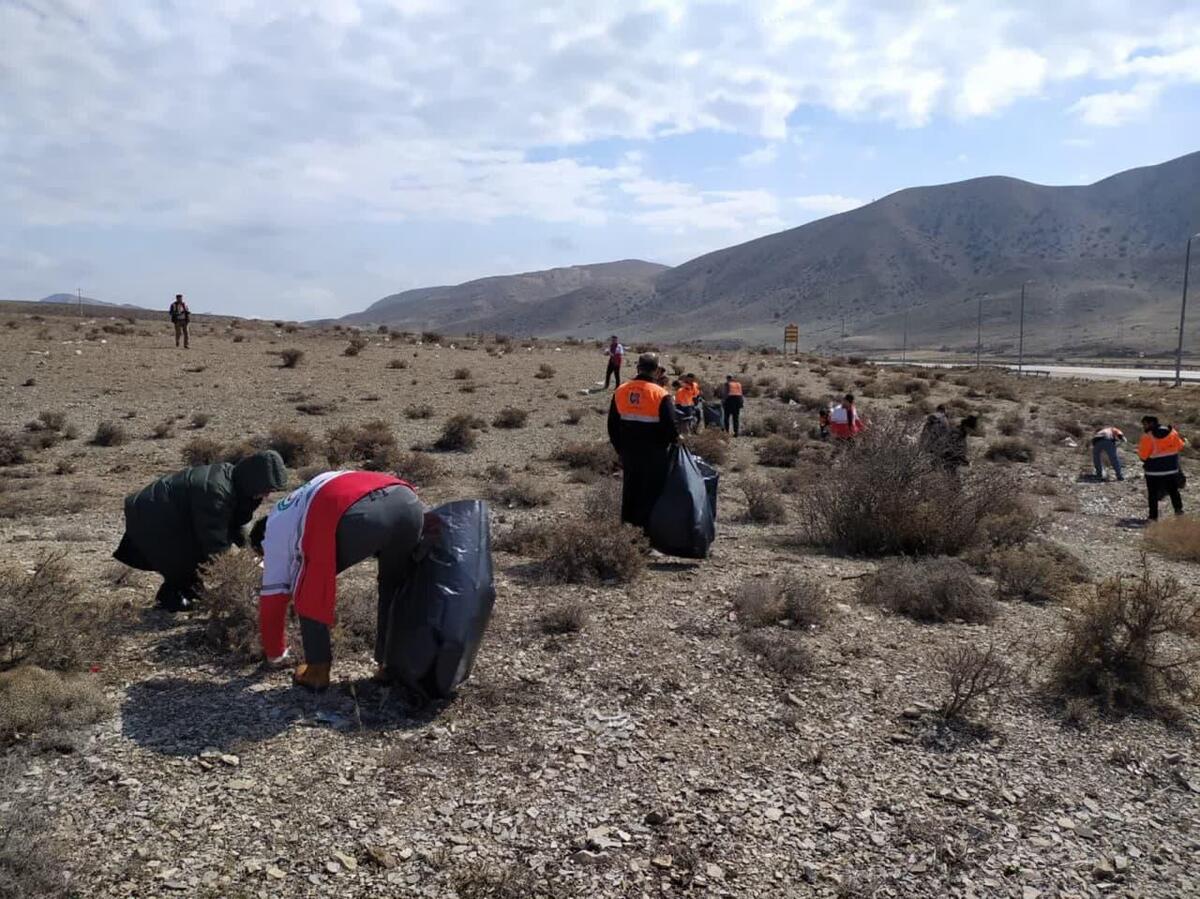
113,450,287,611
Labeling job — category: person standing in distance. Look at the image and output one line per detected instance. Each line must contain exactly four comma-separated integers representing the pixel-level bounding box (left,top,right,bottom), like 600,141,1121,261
604,336,625,389
169,293,191,349
607,353,680,527
1091,425,1126,481
1138,416,1185,521
720,375,744,436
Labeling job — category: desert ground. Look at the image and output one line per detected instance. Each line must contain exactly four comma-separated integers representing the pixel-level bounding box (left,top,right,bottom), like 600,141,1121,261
1,306,1199,899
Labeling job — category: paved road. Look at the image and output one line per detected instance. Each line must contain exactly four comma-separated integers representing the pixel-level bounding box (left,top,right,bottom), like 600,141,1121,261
876,361,1200,382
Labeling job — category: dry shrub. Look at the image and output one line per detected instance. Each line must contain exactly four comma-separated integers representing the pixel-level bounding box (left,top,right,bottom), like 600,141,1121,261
493,407,529,429
332,578,377,655
405,403,434,420
344,336,368,356
742,414,787,438
265,425,319,467
739,631,814,678
181,436,225,466
279,348,304,368
985,438,1035,463
582,480,621,520
801,418,1036,557
564,407,586,425
991,546,1072,603
553,441,618,474
0,432,32,467
327,419,399,468
296,401,334,416
387,358,408,370
689,429,731,465
200,550,264,659
392,450,444,485
997,411,1025,436
860,558,995,624
90,420,128,446
421,331,443,344
190,412,211,429
535,363,556,379
735,574,827,630
757,435,803,468
495,523,557,556
222,437,266,464
538,602,587,635
452,367,472,380
541,521,647,584
741,478,787,523
1145,516,1200,562
0,553,118,673
489,478,553,508
0,666,108,747
150,418,176,439
1049,563,1200,713
435,414,483,452
29,410,66,433
938,642,1013,721
776,384,823,409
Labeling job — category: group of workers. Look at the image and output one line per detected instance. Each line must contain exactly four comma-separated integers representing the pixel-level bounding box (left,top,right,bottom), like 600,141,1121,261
1092,417,1187,521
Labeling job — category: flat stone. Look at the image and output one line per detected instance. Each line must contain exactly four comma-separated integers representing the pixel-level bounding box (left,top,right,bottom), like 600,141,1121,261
706,864,725,881
265,866,286,880
333,851,357,871
651,855,673,869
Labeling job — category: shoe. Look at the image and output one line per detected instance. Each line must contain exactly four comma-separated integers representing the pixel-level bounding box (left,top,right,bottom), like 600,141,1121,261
293,663,331,692
155,583,194,613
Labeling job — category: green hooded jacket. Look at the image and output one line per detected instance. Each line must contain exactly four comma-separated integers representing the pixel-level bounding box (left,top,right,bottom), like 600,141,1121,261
114,451,286,582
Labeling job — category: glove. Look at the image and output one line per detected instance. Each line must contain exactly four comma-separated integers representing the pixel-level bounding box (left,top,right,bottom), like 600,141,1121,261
293,663,331,692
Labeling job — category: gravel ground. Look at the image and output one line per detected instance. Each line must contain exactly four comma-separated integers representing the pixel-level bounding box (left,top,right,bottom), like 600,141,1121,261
1,309,1198,898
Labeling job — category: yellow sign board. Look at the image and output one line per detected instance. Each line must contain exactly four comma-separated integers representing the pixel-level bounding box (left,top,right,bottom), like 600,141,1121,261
783,322,799,353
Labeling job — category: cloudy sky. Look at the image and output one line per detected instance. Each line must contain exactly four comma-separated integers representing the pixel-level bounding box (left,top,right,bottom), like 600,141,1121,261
2,1,1198,319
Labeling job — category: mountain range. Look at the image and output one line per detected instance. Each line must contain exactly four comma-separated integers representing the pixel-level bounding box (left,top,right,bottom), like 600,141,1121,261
342,151,1200,355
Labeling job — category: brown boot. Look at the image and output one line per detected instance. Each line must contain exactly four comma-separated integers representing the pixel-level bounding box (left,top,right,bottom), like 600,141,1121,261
293,663,331,692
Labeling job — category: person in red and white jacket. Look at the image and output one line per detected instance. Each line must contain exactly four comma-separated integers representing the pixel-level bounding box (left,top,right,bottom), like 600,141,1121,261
828,393,866,440
249,470,425,691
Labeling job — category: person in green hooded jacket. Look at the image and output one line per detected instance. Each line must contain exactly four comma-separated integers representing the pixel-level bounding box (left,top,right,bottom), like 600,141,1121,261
113,450,287,611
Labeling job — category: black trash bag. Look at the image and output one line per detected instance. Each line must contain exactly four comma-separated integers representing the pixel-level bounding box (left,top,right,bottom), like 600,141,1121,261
646,445,717,559
695,456,719,520
382,500,496,698
702,403,724,428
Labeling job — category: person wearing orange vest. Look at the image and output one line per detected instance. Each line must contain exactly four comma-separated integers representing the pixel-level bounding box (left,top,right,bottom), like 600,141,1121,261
250,470,425,691
607,353,681,527
1091,425,1126,481
1137,416,1186,521
720,375,744,436
672,374,701,433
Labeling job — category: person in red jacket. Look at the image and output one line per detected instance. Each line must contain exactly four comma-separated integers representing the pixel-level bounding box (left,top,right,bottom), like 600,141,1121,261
604,336,625,389
250,470,425,691
828,394,865,440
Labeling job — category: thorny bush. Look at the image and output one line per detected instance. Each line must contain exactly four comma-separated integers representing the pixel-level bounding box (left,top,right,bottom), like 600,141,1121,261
859,557,995,624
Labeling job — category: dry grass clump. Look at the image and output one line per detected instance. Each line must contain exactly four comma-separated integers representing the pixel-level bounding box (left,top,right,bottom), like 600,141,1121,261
296,401,334,416
860,558,995,624
190,412,211,429
181,436,225,466
775,384,823,409
756,435,803,467
564,407,586,425
535,363,556,380
739,631,815,678
688,429,731,465
279,348,304,368
735,573,828,630
434,413,485,452
985,438,1035,463
553,441,618,474
741,478,787,523
991,545,1074,603
265,425,320,467
150,418,176,439
200,550,265,659
343,336,368,356
582,480,622,520
452,367,472,380
405,403,435,420
489,478,554,508
537,602,588,635
0,758,70,895
542,521,647,584
495,523,558,557
938,642,1013,721
90,420,128,446
1145,516,1200,562
493,407,529,429
0,431,32,467
0,552,118,673
0,666,109,747
801,419,1035,557
1048,562,1200,714
326,419,399,469
387,357,408,370
997,411,1025,436
392,450,444,485
331,578,378,655
28,410,67,433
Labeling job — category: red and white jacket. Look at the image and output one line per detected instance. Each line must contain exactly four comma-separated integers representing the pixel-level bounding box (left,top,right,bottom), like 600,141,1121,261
258,470,413,658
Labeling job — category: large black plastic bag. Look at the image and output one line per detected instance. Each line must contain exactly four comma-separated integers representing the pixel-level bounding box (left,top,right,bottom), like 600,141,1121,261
695,456,719,520
646,446,717,559
383,500,496,697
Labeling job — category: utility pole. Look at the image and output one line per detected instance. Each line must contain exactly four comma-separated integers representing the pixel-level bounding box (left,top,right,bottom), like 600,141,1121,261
976,296,982,369
77,287,82,317
1176,233,1199,387
901,309,909,364
1017,282,1027,375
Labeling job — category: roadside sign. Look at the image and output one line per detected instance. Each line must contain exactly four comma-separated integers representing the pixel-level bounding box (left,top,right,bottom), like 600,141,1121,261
783,323,799,353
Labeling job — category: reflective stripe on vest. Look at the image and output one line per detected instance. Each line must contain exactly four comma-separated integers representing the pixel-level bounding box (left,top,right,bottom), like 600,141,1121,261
1147,432,1184,458
615,380,668,423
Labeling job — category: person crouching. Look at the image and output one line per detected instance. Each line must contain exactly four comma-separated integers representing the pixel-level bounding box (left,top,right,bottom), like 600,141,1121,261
251,470,425,691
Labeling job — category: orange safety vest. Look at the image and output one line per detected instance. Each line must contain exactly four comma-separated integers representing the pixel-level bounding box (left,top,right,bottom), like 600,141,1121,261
726,380,743,397
675,385,694,407
615,380,669,423
1138,429,1185,461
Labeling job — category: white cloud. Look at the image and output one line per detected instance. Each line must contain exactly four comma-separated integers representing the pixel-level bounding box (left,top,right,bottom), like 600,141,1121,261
1070,83,1163,126
955,47,1048,117
738,144,779,167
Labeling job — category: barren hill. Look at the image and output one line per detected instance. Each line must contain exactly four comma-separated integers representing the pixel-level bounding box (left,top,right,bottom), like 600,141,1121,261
344,152,1200,356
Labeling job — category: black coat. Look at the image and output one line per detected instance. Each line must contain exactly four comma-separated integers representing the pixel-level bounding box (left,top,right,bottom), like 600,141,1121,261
114,451,286,582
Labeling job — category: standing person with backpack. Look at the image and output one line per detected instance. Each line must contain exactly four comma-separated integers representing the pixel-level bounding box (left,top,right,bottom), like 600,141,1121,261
169,294,191,349
603,336,625,389
1138,416,1186,521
